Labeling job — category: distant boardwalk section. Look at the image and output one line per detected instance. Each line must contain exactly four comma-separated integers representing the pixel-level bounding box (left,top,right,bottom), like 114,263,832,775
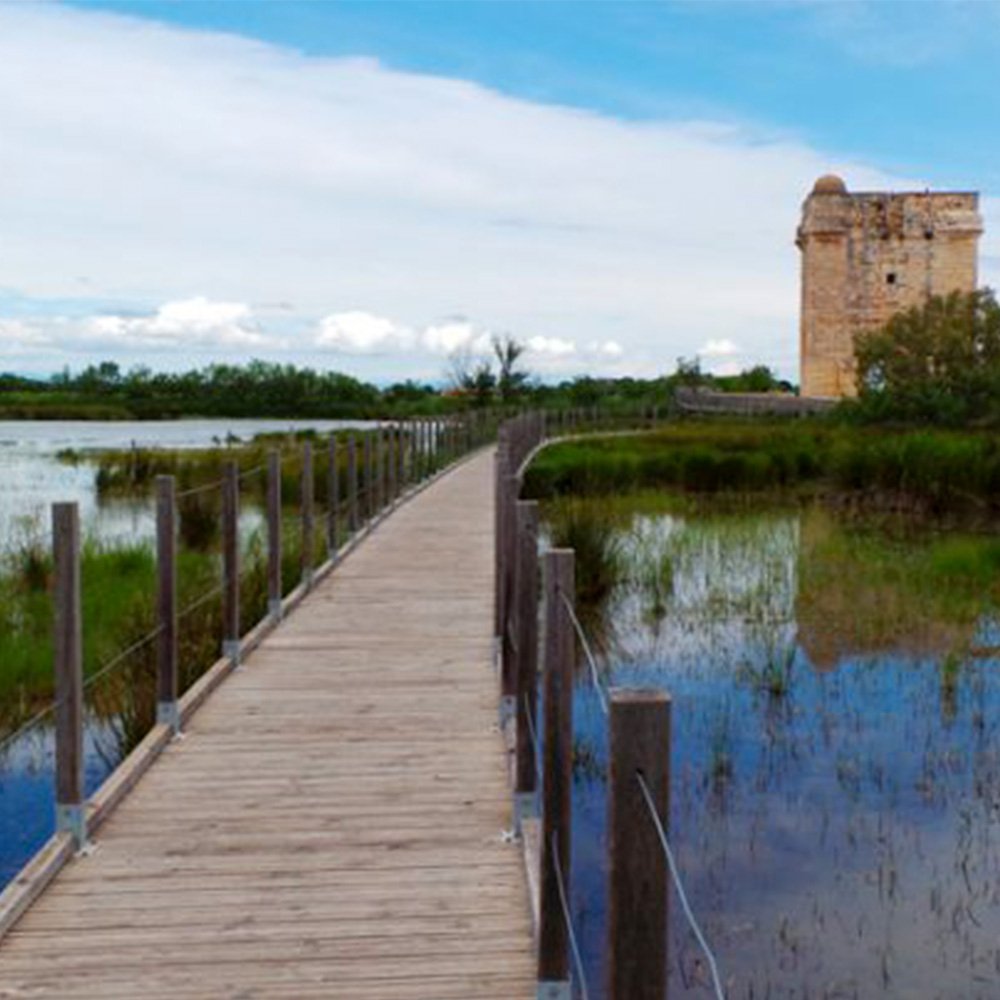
675,386,835,417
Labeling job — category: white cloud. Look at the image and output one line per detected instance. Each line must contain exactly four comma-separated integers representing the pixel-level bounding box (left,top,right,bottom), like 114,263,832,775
87,297,266,348
0,319,56,356
315,311,414,354
420,319,490,356
0,4,994,380
700,338,739,358
526,336,576,357
0,299,270,362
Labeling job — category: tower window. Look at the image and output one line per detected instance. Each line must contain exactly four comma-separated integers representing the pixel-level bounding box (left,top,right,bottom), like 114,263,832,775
886,272,897,285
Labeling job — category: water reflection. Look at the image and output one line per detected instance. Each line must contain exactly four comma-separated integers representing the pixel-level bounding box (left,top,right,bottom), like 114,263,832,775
0,719,117,887
564,501,1000,997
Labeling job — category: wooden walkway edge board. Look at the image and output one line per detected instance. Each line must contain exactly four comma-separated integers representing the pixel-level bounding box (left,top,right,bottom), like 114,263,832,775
0,449,534,999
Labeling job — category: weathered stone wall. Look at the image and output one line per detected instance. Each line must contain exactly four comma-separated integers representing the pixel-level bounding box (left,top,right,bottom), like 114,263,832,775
797,177,982,398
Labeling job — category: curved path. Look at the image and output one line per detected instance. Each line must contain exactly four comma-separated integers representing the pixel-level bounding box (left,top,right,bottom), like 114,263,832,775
0,450,534,998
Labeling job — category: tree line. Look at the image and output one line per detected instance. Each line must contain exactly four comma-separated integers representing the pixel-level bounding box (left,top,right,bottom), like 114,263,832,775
0,344,791,421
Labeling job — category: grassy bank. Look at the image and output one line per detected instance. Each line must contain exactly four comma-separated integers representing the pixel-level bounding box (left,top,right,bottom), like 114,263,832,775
524,421,1000,516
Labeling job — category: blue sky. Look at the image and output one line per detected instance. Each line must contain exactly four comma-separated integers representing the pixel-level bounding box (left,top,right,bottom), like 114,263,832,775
67,0,1000,187
3,1,999,382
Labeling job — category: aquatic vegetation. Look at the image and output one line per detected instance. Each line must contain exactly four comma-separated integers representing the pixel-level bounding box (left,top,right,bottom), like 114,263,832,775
546,497,623,604
0,508,308,751
739,642,796,699
549,493,1000,995
524,420,1000,517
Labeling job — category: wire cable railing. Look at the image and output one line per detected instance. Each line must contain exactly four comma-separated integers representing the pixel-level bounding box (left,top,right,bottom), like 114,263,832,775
238,464,266,482
522,693,543,784
177,582,224,621
636,771,726,1000
551,832,591,1000
0,702,56,759
558,589,609,716
83,625,164,693
176,478,223,501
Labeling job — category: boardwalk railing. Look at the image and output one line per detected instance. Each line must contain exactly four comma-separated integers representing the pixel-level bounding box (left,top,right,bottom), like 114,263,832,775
496,411,727,1000
0,412,496,939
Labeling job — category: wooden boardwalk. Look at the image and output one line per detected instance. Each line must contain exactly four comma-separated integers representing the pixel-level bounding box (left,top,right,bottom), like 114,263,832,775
0,451,535,999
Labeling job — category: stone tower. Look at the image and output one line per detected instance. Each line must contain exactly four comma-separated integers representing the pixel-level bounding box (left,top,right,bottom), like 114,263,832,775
797,175,982,398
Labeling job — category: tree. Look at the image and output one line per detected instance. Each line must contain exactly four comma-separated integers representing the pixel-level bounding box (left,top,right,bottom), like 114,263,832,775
855,288,1000,424
492,334,528,402
447,348,496,406
445,334,529,407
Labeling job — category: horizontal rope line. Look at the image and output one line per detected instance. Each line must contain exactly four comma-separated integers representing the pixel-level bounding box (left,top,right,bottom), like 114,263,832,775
84,625,165,691
0,702,56,757
238,464,266,481
176,478,223,500
522,693,543,783
551,832,590,1000
177,583,223,619
558,589,609,716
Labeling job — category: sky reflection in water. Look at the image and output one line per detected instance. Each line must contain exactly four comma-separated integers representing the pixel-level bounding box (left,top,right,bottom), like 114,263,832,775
562,504,1000,998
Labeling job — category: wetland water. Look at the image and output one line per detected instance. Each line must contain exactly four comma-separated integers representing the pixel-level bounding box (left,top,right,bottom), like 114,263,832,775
0,418,371,554
0,418,371,889
554,499,1000,998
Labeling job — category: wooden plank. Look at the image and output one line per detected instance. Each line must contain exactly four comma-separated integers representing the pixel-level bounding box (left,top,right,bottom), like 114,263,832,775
0,834,74,940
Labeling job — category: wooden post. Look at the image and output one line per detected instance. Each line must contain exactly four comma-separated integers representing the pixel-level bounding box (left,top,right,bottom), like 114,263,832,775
393,424,406,500
499,472,519,713
494,440,508,642
514,500,539,829
52,502,85,849
538,549,575,994
328,435,339,557
396,423,409,497
372,424,383,514
301,440,314,585
608,690,671,1000
409,419,418,488
348,434,359,533
364,432,374,523
155,475,179,733
388,426,397,504
222,460,240,662
266,450,282,621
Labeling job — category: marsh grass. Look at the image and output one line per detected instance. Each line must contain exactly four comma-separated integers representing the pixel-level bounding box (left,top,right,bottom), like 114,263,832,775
0,498,311,755
69,427,389,505
545,497,623,604
524,421,1000,517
